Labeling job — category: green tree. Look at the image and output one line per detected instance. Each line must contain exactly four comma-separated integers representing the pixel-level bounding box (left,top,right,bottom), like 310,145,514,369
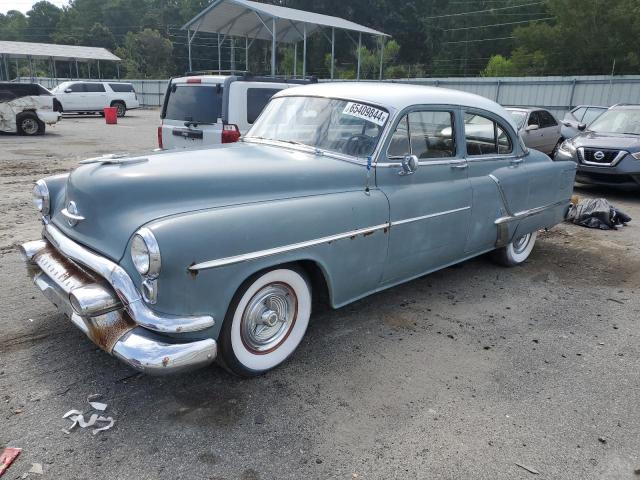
116,28,173,78
26,1,62,43
481,55,515,77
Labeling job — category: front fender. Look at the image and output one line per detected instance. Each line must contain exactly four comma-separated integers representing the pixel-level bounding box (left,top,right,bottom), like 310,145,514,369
133,190,390,339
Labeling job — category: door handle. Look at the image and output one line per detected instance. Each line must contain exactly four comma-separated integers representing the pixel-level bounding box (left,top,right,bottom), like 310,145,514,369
510,158,524,165
450,162,468,170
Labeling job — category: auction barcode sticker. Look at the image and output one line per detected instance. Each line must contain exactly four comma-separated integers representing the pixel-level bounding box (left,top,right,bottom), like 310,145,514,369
342,102,389,127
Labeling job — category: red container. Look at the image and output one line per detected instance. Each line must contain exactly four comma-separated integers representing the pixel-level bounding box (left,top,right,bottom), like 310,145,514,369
104,107,118,124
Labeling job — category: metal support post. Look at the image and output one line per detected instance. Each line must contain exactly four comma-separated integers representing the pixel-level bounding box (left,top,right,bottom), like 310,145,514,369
294,42,297,76
245,36,249,71
303,24,307,77
330,27,335,79
357,33,362,80
271,18,277,76
218,33,222,72
379,37,384,80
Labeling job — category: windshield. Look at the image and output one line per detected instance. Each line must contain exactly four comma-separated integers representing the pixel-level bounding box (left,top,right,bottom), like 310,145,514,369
589,109,640,135
507,110,527,129
245,96,389,158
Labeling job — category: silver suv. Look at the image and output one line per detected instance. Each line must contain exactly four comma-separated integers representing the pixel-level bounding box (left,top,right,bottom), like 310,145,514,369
159,72,316,149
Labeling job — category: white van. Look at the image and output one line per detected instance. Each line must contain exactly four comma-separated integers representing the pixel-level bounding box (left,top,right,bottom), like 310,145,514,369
159,73,316,149
51,81,140,117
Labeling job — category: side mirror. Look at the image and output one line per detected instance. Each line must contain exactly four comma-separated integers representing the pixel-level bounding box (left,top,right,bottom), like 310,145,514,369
64,88,72,93
399,154,419,176
577,123,587,131
525,124,539,132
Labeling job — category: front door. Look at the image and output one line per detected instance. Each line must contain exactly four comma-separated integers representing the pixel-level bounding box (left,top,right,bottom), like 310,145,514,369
376,107,472,286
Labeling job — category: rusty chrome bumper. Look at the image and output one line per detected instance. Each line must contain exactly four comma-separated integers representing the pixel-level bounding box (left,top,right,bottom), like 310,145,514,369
19,230,217,375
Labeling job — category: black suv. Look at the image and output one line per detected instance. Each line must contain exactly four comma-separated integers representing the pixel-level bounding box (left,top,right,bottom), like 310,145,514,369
555,104,640,187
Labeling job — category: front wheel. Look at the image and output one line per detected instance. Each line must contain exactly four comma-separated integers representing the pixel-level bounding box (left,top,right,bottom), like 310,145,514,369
492,231,538,267
219,267,312,377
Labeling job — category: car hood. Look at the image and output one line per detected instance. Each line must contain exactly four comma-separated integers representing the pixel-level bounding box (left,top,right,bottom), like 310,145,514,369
51,142,366,262
572,131,640,150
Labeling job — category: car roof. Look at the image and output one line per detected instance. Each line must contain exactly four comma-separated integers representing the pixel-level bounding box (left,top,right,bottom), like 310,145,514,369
505,106,549,113
277,82,517,127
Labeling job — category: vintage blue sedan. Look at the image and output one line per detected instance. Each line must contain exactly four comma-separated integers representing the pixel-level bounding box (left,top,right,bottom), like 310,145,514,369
21,83,576,376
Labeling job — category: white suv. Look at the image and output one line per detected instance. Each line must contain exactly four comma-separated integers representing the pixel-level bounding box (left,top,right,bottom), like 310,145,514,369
51,81,140,117
159,73,316,149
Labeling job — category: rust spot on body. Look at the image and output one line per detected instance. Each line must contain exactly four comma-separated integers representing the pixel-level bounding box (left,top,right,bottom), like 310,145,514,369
188,262,199,278
162,356,170,367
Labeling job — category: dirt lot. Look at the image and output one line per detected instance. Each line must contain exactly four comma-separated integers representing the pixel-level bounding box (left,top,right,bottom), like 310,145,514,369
1,110,639,480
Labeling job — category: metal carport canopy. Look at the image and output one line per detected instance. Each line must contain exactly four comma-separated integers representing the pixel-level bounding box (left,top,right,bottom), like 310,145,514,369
182,0,389,79
0,41,121,81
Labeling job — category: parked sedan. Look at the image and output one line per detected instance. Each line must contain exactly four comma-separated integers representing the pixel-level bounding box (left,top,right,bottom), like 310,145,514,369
561,105,607,139
555,104,640,187
506,107,563,155
20,83,576,377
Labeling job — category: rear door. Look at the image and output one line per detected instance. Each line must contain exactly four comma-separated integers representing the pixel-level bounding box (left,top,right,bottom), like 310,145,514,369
161,81,223,149
84,83,107,110
522,111,546,151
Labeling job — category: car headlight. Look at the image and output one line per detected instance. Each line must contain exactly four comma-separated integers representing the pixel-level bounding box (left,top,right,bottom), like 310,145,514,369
32,179,50,215
632,152,640,160
558,140,576,155
130,227,161,278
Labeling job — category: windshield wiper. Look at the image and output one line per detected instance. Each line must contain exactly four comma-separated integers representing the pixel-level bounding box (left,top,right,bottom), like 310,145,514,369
183,120,214,128
621,132,640,136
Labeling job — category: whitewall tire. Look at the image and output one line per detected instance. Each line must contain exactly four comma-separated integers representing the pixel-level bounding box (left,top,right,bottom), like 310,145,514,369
492,231,538,267
219,267,311,377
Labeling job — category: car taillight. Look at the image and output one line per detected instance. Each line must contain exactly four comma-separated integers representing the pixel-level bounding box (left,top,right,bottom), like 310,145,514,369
222,124,241,144
186,78,202,84
157,126,163,149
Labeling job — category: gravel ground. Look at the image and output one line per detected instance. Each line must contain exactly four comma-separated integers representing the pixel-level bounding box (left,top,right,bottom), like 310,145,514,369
1,110,639,480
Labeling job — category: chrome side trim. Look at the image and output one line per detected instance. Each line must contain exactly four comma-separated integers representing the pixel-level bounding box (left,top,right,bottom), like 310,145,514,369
495,200,569,225
488,174,515,217
43,224,214,333
190,222,390,271
390,206,471,227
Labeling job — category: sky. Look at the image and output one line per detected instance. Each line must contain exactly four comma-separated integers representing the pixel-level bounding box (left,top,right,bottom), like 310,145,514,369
0,0,69,14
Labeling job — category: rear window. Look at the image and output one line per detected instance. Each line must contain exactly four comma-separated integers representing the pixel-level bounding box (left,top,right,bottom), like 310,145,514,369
247,88,281,124
109,83,135,93
164,84,221,123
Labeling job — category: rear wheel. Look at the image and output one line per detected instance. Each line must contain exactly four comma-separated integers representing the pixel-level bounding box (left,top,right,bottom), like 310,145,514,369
492,231,538,267
111,101,126,117
17,112,45,136
219,267,312,377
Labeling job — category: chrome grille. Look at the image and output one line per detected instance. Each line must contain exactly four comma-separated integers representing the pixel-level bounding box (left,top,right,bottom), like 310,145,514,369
581,148,621,165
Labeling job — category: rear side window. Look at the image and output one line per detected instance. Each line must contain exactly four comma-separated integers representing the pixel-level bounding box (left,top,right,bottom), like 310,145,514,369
247,88,281,124
464,112,513,156
109,83,135,93
84,83,105,92
164,84,221,123
528,111,540,127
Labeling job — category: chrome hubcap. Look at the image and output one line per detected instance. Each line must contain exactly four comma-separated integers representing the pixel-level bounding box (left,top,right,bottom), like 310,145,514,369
512,233,531,254
21,118,38,134
241,283,297,354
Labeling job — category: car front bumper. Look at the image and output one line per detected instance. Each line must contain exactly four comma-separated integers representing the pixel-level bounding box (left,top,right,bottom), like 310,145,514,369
19,227,217,375
555,149,640,186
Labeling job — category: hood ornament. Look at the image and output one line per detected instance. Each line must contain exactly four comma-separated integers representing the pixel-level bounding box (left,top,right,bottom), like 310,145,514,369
61,200,85,227
593,151,605,161
79,153,148,165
